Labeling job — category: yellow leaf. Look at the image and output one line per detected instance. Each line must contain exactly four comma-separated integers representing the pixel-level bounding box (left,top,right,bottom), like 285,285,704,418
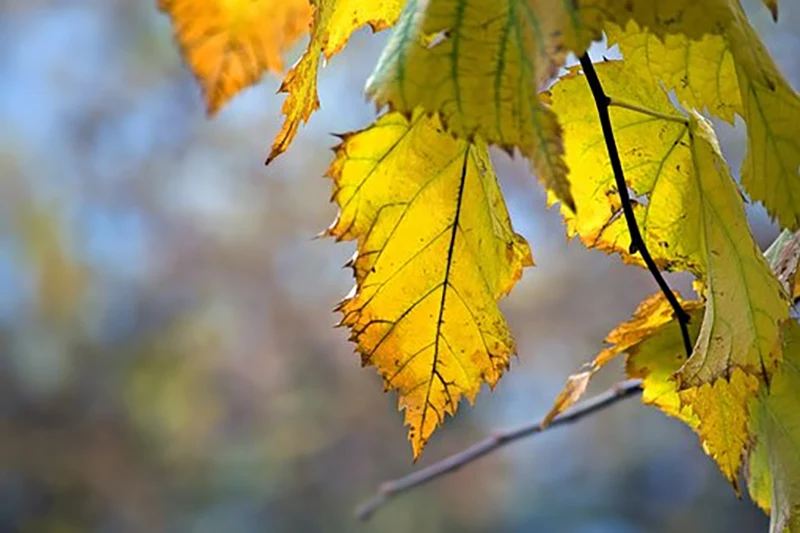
363,0,764,211
159,0,312,115
605,2,800,229
597,0,737,41
623,315,700,426
605,20,740,123
365,0,613,211
327,110,533,458
596,292,701,368
591,292,703,421
682,369,759,490
746,321,800,532
597,291,755,490
544,292,703,428
266,0,402,164
548,60,788,392
546,61,690,268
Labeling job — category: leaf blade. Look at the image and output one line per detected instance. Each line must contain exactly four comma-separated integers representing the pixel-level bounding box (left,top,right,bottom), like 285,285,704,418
328,110,532,457
160,0,312,115
747,321,800,533
549,61,788,391
267,0,403,164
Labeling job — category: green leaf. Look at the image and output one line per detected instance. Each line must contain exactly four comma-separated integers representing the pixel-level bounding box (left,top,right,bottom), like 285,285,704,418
747,321,800,532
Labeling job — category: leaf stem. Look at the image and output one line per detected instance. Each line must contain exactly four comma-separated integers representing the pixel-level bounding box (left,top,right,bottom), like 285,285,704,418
578,53,693,358
354,379,643,521
608,97,689,125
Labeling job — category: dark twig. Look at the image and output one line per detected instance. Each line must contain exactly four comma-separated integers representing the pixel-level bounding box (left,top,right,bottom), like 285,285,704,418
578,52,693,358
355,379,643,521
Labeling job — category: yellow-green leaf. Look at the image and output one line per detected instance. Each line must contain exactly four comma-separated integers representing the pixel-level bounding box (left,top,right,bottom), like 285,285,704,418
605,20,740,123
548,60,788,392
327,110,533,458
736,42,800,231
267,0,402,163
747,320,800,532
677,111,787,387
605,2,800,229
159,0,312,115
365,0,611,211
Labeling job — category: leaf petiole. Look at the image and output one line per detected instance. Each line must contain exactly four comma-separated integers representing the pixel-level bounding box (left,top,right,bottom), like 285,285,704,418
608,97,689,126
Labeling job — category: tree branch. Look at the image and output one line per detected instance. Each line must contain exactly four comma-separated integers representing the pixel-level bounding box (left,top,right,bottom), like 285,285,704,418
355,378,642,521
577,53,693,358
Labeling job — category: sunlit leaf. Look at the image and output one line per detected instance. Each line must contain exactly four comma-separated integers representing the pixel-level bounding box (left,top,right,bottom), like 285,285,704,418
364,0,614,211
736,43,800,231
159,0,312,115
548,61,788,392
622,295,703,424
593,291,756,489
327,110,532,457
606,3,800,230
605,21,740,123
545,292,701,421
683,369,759,491
266,0,402,164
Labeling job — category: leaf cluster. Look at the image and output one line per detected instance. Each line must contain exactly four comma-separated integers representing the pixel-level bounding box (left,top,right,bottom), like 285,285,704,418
159,0,800,528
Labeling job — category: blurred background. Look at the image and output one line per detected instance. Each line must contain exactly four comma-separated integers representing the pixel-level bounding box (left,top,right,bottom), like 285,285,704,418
0,1,797,532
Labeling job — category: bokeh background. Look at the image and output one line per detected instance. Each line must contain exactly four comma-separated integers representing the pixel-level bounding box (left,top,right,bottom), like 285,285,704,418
0,1,797,532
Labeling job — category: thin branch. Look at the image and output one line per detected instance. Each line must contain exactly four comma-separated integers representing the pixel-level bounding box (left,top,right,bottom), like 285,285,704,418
578,53,693,358
608,97,689,125
355,379,643,521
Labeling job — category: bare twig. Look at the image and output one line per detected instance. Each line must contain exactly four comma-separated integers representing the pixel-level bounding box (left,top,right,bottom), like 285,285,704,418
355,378,642,521
578,53,693,358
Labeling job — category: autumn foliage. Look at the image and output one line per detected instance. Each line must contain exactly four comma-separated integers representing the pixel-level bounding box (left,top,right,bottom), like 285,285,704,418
160,0,800,529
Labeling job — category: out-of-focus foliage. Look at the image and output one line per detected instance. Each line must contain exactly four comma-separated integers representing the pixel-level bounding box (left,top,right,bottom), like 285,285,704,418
159,0,312,114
